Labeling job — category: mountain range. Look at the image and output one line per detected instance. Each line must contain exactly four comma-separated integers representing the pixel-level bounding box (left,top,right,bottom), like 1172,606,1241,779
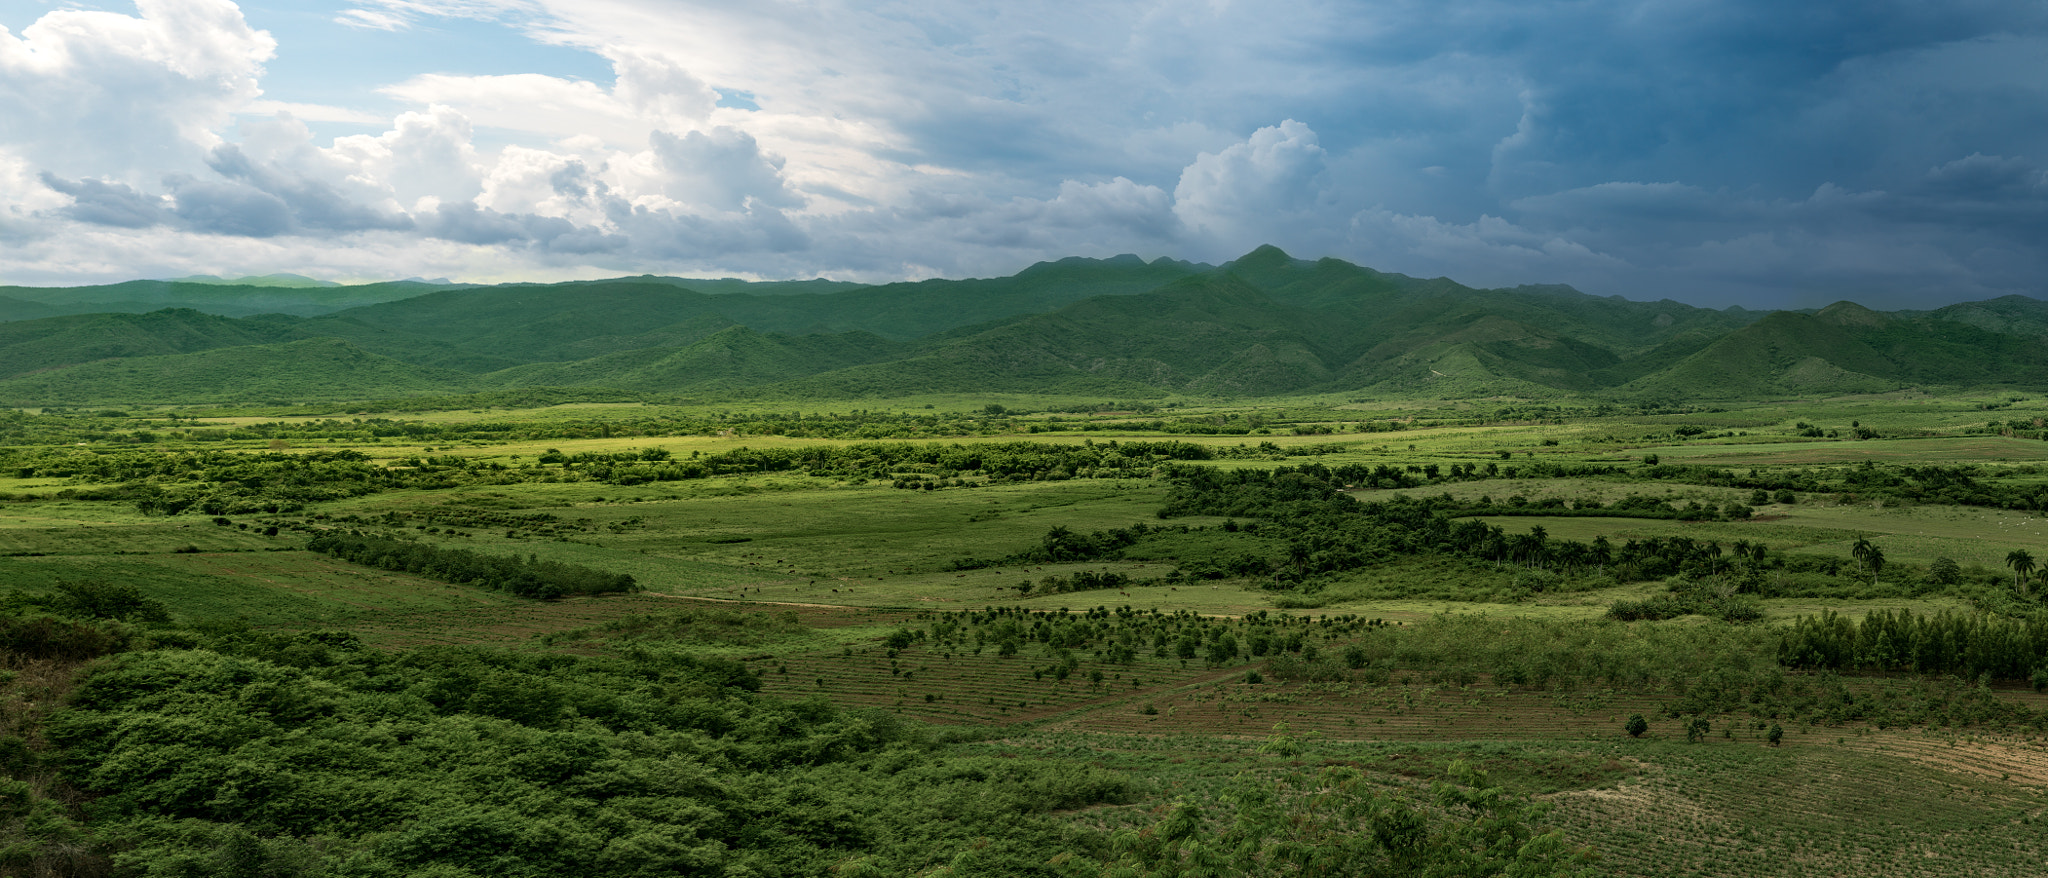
5,246,2047,405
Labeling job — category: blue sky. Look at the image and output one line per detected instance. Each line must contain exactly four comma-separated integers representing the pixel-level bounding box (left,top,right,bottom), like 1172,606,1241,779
2,0,2045,309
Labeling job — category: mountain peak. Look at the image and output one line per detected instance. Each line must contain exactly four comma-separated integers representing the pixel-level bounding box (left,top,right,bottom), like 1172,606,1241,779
1815,300,1890,328
1227,244,1297,268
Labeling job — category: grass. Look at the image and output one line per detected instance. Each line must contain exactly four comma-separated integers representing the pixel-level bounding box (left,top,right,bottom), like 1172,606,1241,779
0,552,526,629
12,393,2048,875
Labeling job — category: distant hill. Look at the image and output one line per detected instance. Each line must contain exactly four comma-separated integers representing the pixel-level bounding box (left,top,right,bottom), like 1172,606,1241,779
1,247,2045,405
161,273,342,288
0,279,466,318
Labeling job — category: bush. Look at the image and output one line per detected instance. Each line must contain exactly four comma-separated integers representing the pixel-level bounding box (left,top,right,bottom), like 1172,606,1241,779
1929,557,1962,587
1625,714,1648,738
47,580,171,625
1341,644,1367,669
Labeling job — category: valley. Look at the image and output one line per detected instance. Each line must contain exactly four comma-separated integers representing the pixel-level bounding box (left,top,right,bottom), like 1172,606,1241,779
3,258,2048,874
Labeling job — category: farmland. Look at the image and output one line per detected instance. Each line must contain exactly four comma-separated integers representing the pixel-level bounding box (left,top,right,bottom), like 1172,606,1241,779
5,392,2048,874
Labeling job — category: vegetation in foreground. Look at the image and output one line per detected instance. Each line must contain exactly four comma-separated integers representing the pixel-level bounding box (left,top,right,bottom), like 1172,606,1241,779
2,393,2048,874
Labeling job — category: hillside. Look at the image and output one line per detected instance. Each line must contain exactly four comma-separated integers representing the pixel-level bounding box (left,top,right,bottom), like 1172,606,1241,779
0,309,293,379
482,325,906,392
1629,302,2048,399
0,338,464,404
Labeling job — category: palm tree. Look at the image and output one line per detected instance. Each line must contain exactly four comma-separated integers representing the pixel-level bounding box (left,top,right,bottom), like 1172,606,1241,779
1851,537,1875,578
2007,549,2037,597
1865,545,1884,586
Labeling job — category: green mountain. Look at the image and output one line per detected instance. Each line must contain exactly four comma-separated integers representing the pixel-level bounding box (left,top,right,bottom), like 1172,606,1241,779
483,326,905,392
0,308,291,379
0,338,463,405
161,273,342,288
2,246,2046,404
1627,301,2048,399
0,279,464,317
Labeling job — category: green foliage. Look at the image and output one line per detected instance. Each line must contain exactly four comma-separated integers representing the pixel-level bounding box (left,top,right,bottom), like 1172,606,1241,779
1625,714,1648,738
1779,608,2048,683
306,533,638,599
541,608,810,649
20,248,2048,405
1070,760,1595,878
1930,556,1963,586
40,635,1140,876
34,580,172,625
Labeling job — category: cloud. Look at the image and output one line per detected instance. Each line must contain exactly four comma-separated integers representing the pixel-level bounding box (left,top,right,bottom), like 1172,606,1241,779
336,0,541,31
1171,120,1342,257
648,127,801,213
610,50,718,124
204,145,414,233
168,177,293,238
0,0,274,183
37,174,171,228
1345,207,1627,289
325,105,486,210
5,0,2048,309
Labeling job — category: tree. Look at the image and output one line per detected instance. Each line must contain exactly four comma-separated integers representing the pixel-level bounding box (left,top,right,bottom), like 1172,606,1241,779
1684,716,1710,743
1625,714,1648,738
2006,549,2036,597
1767,724,1784,747
1850,537,1886,585
1929,556,1962,587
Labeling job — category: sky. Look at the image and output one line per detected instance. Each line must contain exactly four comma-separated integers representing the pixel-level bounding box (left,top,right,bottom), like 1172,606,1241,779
1,0,2045,309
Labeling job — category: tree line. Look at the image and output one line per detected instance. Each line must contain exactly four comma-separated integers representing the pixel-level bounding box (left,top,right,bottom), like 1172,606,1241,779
304,533,639,599
1780,608,2048,685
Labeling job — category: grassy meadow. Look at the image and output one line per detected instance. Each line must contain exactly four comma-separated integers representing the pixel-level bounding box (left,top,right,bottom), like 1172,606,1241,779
6,391,2048,874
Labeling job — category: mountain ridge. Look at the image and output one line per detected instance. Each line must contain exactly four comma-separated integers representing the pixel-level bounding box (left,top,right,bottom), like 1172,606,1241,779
2,247,2043,404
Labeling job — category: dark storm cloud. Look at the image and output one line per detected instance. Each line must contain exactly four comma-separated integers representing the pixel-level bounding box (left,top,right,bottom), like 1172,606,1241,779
205,145,414,233
36,174,170,228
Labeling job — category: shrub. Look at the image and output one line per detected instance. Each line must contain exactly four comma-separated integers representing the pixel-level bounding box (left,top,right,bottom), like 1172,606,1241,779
1625,714,1648,738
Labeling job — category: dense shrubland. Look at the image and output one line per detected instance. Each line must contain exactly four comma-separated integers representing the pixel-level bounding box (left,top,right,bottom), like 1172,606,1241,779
0,440,1218,516
304,533,640,599
0,603,1609,877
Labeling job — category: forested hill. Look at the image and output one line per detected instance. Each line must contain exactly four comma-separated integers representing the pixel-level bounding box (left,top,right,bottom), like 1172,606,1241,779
2,246,2046,404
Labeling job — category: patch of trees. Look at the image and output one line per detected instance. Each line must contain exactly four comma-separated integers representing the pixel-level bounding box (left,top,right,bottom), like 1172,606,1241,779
305,533,638,599
1338,453,2048,515
1449,492,1753,522
0,438,1222,516
1779,609,2048,685
1151,464,1787,588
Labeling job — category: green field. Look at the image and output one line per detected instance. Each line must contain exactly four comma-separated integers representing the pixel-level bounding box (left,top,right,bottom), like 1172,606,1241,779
6,394,2048,875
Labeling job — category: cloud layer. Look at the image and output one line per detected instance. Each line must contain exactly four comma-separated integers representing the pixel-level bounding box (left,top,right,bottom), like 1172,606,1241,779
2,0,2046,308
